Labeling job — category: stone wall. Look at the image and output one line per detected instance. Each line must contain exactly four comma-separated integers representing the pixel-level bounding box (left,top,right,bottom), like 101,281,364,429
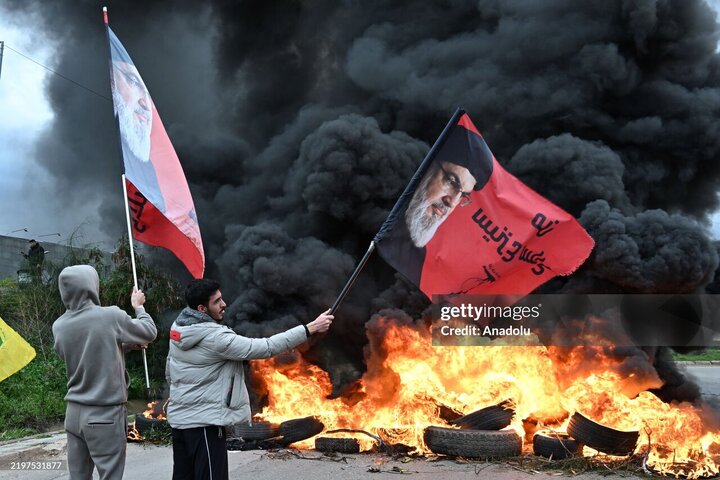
0,235,111,281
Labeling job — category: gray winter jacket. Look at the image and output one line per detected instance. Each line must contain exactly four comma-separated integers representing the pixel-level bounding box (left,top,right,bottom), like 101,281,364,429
52,265,157,406
165,307,308,429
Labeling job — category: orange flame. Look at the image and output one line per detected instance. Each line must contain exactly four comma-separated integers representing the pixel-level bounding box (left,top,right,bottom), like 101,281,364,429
142,400,167,420
127,423,143,442
252,316,720,477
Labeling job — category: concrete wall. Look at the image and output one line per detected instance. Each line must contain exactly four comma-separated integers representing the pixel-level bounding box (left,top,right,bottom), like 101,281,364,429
0,235,111,281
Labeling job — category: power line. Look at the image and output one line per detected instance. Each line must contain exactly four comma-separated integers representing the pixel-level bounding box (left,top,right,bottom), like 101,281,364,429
2,43,111,102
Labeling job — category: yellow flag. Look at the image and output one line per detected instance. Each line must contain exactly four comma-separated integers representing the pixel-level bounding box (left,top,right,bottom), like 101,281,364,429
0,316,36,382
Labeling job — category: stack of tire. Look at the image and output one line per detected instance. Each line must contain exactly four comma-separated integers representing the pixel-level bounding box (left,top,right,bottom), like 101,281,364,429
227,420,282,450
227,416,324,451
423,400,522,459
532,412,639,460
134,414,169,436
532,431,582,460
566,412,639,456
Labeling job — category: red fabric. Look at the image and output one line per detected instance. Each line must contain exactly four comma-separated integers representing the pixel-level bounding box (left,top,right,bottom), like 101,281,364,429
148,104,195,223
169,330,182,342
419,114,594,296
126,179,205,278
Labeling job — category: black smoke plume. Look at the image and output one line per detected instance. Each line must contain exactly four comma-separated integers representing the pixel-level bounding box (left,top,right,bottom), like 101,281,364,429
6,0,720,402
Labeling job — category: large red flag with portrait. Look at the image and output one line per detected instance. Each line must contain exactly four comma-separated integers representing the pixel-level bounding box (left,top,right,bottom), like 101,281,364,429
106,21,204,278
374,109,594,298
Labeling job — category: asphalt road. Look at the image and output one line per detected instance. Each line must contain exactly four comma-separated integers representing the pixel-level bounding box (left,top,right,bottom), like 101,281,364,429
0,440,643,480
684,364,720,397
1,363,718,480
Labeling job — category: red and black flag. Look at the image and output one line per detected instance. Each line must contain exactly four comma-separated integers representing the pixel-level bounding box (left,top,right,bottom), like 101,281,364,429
374,109,594,298
105,14,204,278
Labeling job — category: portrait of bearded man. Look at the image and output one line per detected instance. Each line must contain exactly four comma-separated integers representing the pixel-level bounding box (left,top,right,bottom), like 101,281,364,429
375,124,493,286
112,59,165,212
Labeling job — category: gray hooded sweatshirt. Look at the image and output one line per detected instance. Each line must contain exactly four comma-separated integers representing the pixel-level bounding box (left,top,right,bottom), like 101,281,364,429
166,307,307,429
52,265,157,406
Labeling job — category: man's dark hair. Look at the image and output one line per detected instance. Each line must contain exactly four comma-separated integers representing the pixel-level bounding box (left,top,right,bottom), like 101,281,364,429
185,279,221,310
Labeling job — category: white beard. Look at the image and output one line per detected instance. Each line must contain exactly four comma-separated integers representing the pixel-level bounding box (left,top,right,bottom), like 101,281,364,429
114,91,152,162
405,173,448,248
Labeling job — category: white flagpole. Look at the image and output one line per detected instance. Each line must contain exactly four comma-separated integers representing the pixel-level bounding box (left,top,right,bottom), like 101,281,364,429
121,174,150,392
121,175,139,289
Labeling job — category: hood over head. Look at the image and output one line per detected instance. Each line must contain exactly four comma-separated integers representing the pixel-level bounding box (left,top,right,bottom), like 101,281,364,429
171,307,220,350
58,265,101,311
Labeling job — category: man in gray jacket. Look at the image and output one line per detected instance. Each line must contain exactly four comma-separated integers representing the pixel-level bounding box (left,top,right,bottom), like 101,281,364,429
166,278,333,480
53,264,158,480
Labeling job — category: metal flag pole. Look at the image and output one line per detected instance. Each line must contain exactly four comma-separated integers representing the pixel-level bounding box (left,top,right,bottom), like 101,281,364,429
330,242,375,315
0,41,4,80
104,6,151,399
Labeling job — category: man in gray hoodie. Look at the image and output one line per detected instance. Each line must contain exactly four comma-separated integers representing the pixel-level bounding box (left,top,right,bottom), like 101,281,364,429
52,265,158,480
166,278,333,480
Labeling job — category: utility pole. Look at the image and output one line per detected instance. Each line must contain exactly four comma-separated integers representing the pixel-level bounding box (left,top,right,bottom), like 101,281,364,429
0,41,4,80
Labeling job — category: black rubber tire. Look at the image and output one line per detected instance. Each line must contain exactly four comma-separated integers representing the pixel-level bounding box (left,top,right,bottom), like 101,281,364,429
228,421,280,441
449,400,514,431
567,412,638,456
226,437,283,451
279,416,325,445
315,437,361,454
533,431,582,459
423,426,522,458
134,415,168,435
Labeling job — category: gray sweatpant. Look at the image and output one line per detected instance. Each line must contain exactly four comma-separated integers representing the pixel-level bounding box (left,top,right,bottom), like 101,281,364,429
64,402,127,480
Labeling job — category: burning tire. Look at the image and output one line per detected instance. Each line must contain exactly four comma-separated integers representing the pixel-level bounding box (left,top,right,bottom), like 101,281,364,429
567,412,638,456
134,414,168,436
279,416,325,445
315,437,361,454
423,427,522,458
533,431,582,460
449,400,515,431
228,421,280,441
226,437,283,451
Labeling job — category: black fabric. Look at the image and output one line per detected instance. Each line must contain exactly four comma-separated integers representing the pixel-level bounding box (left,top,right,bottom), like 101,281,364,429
435,123,494,191
375,214,425,286
172,426,229,480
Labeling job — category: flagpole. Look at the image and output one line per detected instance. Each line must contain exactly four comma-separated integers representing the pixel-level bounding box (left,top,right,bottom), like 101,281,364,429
330,241,375,314
121,175,140,288
329,108,465,314
104,6,151,399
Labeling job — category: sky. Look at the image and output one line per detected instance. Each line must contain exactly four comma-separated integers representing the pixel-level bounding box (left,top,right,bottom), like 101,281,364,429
0,8,59,241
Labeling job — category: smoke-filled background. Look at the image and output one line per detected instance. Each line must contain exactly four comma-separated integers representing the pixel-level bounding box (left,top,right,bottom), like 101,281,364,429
4,0,720,399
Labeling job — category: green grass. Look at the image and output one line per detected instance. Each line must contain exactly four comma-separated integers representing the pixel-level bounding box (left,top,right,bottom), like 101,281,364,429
140,420,172,445
0,237,182,441
126,363,168,401
0,428,38,441
0,354,67,437
671,347,720,361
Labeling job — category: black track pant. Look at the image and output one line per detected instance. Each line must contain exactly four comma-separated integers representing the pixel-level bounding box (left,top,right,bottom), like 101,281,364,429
171,426,228,480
